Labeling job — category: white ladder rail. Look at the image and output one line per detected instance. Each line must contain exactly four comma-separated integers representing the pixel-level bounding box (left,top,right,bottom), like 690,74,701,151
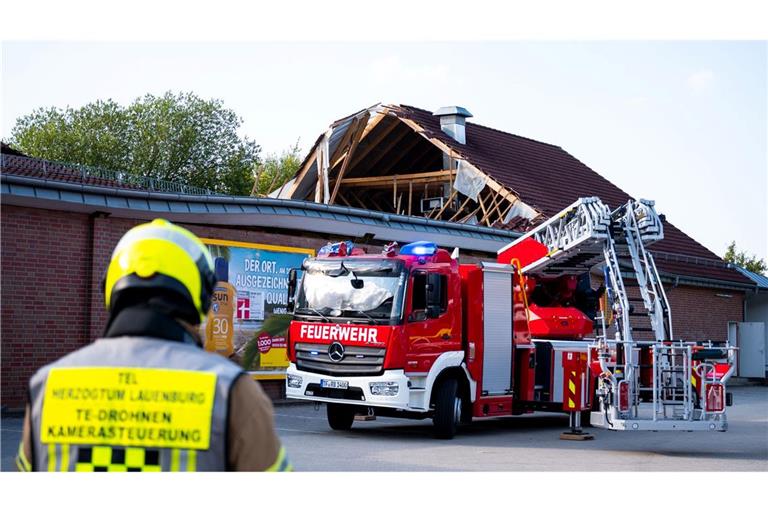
500,196,611,275
600,237,637,403
620,200,672,341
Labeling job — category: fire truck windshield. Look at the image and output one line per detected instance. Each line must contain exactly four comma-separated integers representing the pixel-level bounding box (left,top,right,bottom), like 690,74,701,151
295,259,406,323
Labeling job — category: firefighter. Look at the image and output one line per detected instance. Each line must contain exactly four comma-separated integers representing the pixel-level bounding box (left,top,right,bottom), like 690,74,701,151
574,272,605,322
16,219,291,472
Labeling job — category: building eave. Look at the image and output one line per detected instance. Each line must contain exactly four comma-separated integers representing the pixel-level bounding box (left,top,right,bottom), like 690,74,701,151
1,174,521,253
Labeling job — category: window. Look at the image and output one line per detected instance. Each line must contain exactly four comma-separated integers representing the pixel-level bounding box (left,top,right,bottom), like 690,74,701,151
437,274,448,313
412,272,427,311
410,272,448,318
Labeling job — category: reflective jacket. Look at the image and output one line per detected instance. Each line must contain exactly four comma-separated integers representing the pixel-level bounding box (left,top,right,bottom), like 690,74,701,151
27,336,242,472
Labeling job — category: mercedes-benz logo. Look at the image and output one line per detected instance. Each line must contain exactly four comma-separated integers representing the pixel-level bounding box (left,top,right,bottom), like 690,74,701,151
328,342,345,362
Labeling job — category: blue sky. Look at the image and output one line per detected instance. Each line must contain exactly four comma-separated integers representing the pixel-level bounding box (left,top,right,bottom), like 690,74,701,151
2,41,766,261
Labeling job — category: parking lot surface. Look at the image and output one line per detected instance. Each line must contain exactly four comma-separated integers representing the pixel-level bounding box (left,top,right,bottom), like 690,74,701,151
3,386,766,471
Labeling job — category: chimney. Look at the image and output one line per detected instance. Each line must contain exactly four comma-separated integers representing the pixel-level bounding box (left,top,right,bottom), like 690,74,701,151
433,106,473,144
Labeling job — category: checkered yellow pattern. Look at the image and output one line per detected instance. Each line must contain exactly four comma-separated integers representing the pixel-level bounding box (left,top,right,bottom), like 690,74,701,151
75,446,161,472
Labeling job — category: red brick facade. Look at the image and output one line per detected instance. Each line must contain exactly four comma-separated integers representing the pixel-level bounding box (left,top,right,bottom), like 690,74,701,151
0,204,746,409
1,205,337,408
591,275,745,342
665,285,744,341
2,207,91,407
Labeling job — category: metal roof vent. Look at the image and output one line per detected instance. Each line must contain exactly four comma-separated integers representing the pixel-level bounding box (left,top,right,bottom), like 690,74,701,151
433,106,473,144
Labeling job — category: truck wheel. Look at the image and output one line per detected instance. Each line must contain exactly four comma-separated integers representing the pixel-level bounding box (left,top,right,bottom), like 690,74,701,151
433,378,461,439
327,403,355,431
460,397,473,426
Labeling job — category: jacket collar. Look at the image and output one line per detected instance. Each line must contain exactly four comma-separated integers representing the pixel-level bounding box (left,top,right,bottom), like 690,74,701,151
105,305,201,346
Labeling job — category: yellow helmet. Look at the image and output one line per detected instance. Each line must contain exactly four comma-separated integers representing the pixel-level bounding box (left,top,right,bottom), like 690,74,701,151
104,219,216,322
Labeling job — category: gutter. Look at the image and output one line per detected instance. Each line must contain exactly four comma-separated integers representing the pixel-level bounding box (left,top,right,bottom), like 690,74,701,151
620,269,754,293
1,173,521,253
1,173,522,240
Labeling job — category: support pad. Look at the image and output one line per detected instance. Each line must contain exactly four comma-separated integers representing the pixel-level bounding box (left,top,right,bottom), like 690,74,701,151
560,431,594,441
560,410,594,440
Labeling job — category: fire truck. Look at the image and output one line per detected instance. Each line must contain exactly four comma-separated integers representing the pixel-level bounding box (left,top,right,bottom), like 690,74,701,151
285,196,735,438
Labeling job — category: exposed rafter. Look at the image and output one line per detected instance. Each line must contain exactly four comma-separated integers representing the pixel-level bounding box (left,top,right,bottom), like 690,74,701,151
329,112,369,204
286,104,541,228
339,169,455,188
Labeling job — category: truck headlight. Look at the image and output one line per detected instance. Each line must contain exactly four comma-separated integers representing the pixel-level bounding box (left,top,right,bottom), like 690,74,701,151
369,381,399,396
287,374,302,388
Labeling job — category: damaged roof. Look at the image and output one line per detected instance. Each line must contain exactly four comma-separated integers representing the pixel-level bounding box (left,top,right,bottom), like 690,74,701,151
392,104,751,286
288,103,750,287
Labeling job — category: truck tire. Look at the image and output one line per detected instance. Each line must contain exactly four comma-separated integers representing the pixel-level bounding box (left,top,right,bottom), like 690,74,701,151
327,403,355,431
433,378,461,439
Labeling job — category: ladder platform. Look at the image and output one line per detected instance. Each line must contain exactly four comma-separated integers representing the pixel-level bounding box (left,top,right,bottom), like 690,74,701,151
589,412,726,432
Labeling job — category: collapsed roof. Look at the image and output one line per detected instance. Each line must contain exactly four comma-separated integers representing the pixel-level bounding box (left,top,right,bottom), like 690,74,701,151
279,103,750,287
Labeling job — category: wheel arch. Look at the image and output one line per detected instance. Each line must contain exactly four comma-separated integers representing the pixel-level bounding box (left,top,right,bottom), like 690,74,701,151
429,366,471,409
416,351,477,412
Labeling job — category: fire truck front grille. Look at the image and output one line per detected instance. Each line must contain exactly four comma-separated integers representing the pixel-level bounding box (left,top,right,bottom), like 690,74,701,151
295,342,386,376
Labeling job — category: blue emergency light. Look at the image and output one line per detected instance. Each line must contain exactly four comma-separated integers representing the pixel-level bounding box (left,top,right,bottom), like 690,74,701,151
318,240,355,257
399,241,438,257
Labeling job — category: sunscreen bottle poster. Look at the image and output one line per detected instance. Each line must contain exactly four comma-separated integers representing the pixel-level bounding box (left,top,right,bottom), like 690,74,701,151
200,239,313,379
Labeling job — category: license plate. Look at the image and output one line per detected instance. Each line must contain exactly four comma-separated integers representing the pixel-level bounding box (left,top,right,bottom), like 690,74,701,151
320,379,349,390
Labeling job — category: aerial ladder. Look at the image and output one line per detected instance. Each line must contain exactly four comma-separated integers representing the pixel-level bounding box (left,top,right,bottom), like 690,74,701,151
499,196,735,431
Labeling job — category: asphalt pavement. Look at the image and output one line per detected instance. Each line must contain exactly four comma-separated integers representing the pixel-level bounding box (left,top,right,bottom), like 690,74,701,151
3,386,767,471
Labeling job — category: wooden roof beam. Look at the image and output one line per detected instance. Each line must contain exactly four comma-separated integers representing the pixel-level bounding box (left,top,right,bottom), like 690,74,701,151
329,113,369,204
287,150,318,200
286,107,383,200
339,169,456,188
346,117,402,171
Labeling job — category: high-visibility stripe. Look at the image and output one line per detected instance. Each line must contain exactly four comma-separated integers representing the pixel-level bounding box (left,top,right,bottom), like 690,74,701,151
47,444,56,471
16,442,31,472
569,380,576,394
277,456,292,472
171,448,181,471
265,446,291,472
186,450,197,472
568,398,576,408
60,444,70,472
112,224,206,263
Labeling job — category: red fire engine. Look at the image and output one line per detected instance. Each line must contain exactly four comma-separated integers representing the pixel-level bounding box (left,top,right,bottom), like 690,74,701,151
285,197,735,438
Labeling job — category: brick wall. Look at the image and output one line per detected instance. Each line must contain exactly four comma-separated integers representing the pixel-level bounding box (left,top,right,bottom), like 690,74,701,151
665,285,743,341
1,206,92,407
591,273,743,341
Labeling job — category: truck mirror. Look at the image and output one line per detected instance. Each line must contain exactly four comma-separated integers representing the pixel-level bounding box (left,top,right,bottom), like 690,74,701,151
287,268,297,311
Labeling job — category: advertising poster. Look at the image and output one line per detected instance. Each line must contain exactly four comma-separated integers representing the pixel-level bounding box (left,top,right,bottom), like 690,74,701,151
200,238,314,379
